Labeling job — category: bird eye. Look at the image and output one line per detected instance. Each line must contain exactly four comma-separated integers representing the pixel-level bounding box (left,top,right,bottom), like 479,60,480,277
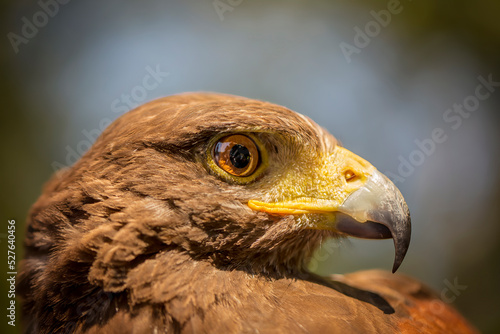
212,134,260,177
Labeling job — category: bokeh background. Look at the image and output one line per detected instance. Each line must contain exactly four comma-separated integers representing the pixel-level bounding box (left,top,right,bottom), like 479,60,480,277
1,0,499,333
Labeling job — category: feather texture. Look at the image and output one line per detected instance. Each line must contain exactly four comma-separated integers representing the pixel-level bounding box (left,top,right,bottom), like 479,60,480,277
19,93,477,333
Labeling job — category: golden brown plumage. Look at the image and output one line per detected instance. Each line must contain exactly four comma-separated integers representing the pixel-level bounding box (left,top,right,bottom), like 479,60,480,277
19,93,477,333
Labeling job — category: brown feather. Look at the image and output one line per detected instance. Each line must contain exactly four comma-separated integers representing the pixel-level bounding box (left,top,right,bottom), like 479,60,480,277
18,93,477,333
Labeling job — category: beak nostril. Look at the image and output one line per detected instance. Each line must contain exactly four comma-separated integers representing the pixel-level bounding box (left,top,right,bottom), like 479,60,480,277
344,170,357,182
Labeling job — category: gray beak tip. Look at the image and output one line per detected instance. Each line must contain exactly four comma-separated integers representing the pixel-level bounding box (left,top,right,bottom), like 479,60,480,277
338,170,412,273
391,212,411,273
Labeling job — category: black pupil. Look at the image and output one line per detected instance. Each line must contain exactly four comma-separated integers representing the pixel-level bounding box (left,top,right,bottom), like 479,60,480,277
229,144,251,169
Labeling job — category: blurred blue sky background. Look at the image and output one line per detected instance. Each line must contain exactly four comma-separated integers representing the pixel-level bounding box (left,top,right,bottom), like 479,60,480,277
1,0,499,333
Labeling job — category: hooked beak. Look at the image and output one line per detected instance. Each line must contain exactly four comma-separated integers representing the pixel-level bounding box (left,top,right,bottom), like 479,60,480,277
248,147,411,273
336,170,411,273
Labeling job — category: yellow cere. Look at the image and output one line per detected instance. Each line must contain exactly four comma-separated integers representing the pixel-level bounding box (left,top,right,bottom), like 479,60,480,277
247,146,376,216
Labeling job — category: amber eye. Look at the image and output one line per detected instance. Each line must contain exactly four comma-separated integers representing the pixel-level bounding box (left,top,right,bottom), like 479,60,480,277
213,134,260,177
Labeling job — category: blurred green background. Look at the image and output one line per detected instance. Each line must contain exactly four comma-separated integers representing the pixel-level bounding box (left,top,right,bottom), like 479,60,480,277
1,0,499,333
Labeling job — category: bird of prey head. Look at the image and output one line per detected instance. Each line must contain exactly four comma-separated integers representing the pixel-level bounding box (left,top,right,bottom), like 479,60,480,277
20,93,418,333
